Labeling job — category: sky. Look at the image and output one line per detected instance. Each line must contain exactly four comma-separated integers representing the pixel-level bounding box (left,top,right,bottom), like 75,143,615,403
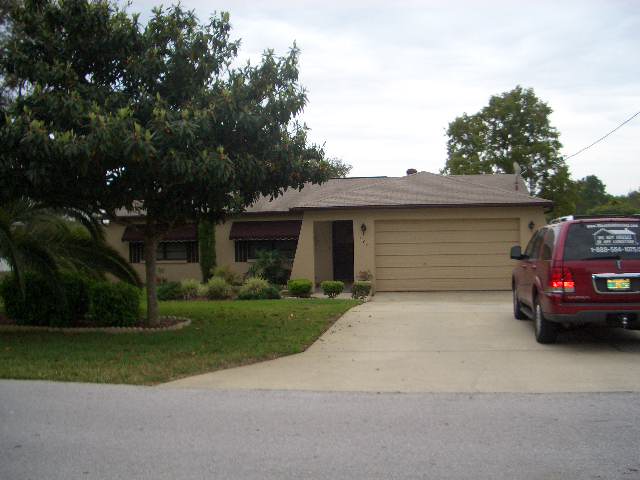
131,0,640,195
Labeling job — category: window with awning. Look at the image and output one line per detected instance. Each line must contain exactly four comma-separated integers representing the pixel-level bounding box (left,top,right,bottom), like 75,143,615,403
229,221,301,262
122,225,199,263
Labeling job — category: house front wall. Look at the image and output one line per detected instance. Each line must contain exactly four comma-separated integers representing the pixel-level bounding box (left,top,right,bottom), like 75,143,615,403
216,205,546,291
107,205,546,289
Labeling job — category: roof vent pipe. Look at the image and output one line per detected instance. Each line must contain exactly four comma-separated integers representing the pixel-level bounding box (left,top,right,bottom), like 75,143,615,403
406,168,418,176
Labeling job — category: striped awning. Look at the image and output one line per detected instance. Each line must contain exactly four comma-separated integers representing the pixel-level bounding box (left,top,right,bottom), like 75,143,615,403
229,221,302,241
121,224,197,242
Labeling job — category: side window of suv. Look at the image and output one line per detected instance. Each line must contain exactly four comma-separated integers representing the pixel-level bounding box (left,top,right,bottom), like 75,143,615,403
541,229,555,261
525,230,545,260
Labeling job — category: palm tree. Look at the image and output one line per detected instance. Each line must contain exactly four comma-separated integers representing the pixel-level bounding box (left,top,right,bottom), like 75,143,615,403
0,199,140,294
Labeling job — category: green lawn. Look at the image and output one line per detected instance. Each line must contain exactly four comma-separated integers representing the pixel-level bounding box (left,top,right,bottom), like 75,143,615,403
0,299,358,385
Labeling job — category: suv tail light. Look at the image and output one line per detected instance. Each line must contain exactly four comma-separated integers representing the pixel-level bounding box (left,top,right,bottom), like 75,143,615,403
550,267,575,293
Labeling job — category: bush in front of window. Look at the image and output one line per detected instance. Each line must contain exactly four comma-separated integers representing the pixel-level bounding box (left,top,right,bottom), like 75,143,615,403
88,281,141,327
287,279,313,298
247,250,290,286
237,277,281,300
180,279,201,300
157,281,184,301
204,276,232,300
320,280,345,298
351,281,372,300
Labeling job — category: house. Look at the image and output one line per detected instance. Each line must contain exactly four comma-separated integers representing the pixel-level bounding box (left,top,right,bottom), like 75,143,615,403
104,171,551,291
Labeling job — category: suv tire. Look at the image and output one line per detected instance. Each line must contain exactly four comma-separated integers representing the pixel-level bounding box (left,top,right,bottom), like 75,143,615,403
512,287,528,320
534,297,557,344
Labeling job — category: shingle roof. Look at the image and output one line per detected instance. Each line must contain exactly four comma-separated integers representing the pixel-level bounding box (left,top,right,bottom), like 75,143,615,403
246,172,551,213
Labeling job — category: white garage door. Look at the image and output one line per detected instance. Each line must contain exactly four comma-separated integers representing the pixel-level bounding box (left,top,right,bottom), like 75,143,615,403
375,218,519,291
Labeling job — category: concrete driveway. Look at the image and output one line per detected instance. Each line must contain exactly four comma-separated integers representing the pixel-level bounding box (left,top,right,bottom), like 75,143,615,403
162,292,640,393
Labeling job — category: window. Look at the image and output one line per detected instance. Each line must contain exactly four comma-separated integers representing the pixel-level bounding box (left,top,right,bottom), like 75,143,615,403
563,221,640,261
524,230,545,260
129,241,199,263
541,229,556,261
234,240,298,262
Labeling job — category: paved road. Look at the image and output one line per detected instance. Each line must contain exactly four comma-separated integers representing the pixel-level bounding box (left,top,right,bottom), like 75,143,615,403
2,381,640,480
165,292,640,392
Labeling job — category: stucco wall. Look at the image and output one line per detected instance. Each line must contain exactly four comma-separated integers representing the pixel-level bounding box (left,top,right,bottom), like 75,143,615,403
106,206,546,289
313,221,333,285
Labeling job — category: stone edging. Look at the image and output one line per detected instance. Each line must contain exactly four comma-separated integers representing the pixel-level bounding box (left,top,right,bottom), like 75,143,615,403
0,316,192,334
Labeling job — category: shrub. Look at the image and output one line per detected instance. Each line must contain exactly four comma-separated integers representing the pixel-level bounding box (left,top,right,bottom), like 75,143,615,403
287,278,313,298
212,265,242,286
89,281,141,327
357,270,373,281
204,276,232,300
237,277,275,300
180,279,201,300
157,281,183,301
351,281,372,299
320,280,344,298
198,220,216,282
247,249,290,286
263,285,282,300
0,272,67,326
59,272,90,325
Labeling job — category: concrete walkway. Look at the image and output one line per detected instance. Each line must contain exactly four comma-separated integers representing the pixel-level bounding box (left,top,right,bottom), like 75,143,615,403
162,292,640,393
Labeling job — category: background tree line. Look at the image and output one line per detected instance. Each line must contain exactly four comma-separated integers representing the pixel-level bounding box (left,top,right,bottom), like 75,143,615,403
442,85,638,218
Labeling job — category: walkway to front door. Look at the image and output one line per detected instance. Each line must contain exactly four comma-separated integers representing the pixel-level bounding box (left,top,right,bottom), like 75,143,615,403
162,292,640,393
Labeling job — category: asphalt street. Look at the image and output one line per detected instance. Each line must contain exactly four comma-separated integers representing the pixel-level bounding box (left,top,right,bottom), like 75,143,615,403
2,380,640,480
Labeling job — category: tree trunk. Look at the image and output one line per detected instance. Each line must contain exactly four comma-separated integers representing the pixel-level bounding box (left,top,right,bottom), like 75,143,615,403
144,233,160,326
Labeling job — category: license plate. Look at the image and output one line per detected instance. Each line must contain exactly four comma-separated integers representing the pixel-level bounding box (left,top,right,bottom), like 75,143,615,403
607,278,631,290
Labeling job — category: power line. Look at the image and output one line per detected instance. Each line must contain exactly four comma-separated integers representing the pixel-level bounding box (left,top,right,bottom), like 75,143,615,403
563,110,640,161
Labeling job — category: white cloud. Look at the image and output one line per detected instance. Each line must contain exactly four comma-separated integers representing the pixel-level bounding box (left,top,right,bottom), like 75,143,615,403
130,0,640,194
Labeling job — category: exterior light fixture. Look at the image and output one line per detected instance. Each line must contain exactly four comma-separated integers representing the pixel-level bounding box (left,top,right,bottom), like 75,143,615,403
528,221,535,231
360,223,367,234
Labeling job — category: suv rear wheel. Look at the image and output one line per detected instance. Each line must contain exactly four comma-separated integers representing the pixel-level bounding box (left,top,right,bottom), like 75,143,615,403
512,286,527,320
534,296,557,344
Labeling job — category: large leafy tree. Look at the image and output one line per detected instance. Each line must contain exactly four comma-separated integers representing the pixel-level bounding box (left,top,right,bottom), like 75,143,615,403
442,86,575,216
1,0,339,324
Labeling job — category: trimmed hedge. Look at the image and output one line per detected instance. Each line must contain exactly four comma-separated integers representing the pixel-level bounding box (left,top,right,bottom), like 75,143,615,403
157,281,183,301
351,281,372,299
59,272,91,326
1,272,67,326
287,279,313,298
320,280,344,298
88,281,141,327
0,271,92,327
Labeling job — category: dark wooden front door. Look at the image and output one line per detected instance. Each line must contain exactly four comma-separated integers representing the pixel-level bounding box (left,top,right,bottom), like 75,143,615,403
332,221,354,282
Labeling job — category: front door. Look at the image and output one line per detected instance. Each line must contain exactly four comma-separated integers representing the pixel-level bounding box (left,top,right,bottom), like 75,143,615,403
332,221,354,282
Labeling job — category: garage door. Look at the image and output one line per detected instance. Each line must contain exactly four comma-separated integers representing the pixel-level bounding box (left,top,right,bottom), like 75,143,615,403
375,218,519,291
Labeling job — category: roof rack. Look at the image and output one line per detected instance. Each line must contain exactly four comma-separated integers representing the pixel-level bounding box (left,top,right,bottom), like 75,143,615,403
550,214,640,224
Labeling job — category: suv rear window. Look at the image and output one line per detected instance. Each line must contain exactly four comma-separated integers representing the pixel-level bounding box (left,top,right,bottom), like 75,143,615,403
563,221,640,261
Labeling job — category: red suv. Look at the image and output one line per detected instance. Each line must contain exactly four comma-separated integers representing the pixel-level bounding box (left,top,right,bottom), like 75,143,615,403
511,215,640,343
